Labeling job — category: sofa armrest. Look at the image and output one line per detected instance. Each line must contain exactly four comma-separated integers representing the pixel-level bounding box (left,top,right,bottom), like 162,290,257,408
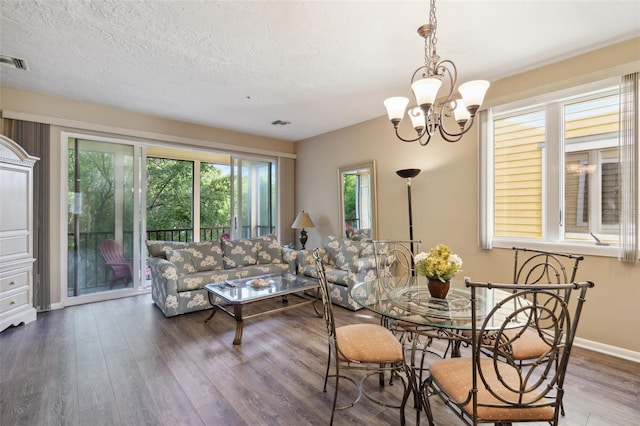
147,257,181,317
297,248,328,274
282,247,298,273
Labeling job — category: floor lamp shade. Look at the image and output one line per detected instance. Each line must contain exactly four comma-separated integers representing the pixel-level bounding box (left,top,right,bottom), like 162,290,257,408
292,211,315,249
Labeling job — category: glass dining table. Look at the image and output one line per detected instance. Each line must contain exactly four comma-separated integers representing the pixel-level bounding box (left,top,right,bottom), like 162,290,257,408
351,276,531,418
350,277,527,357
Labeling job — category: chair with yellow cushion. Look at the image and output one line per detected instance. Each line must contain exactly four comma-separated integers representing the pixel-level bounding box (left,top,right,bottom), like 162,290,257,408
312,248,412,425
421,280,594,426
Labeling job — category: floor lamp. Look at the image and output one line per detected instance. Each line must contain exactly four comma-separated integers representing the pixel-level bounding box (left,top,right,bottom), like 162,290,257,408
396,168,421,270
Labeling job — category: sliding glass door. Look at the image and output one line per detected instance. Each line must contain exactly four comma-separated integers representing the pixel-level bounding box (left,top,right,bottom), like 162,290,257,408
232,157,276,238
66,136,143,301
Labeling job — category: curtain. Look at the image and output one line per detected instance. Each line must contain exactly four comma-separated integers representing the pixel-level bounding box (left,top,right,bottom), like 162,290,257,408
478,109,493,249
619,73,639,263
4,120,52,309
278,157,296,246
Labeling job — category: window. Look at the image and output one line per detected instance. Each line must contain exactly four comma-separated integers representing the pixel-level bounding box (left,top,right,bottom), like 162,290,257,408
482,77,639,257
145,147,277,242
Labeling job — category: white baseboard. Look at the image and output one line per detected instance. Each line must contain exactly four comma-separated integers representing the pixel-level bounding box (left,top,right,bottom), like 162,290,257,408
574,337,640,363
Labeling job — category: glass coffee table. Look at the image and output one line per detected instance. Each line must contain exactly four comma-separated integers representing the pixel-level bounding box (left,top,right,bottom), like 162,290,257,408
204,272,320,345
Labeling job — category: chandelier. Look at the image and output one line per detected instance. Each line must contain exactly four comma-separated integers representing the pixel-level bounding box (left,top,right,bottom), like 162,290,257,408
383,0,490,146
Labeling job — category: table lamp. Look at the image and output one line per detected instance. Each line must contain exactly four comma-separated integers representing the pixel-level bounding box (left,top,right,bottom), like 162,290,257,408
291,211,315,249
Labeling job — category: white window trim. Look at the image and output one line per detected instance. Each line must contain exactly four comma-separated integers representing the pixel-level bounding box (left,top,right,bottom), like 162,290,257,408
481,77,630,258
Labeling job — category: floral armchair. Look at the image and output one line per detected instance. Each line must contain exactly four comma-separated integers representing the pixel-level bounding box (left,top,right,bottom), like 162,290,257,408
296,235,378,310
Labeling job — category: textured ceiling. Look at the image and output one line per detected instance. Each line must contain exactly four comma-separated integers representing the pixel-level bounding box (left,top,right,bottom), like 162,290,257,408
1,1,639,142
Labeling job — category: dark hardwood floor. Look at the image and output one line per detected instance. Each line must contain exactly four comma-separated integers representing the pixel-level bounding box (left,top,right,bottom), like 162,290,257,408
1,293,638,426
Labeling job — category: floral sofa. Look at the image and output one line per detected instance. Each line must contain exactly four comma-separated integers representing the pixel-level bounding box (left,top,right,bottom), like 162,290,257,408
296,235,378,310
146,235,297,317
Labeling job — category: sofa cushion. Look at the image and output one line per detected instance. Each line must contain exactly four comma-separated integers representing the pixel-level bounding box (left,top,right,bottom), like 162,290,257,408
301,264,350,286
222,239,258,268
256,239,283,264
146,240,191,258
165,248,197,276
190,242,224,272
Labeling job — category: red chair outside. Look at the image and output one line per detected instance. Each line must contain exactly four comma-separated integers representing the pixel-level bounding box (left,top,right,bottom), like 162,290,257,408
99,239,133,288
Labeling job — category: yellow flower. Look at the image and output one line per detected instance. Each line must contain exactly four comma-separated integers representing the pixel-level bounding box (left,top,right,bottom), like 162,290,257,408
415,244,463,282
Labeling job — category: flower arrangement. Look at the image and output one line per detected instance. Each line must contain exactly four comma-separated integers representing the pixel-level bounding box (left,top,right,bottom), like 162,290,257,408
415,244,463,282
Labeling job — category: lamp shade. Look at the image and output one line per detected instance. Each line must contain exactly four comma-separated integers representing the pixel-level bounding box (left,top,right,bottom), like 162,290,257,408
292,211,315,229
411,77,442,107
458,80,490,108
383,97,409,122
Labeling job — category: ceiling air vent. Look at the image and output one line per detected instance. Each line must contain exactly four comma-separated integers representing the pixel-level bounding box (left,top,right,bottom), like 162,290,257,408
0,55,29,71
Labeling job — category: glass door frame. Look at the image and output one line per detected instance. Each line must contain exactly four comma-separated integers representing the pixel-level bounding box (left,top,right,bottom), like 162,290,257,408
231,155,277,239
60,131,147,307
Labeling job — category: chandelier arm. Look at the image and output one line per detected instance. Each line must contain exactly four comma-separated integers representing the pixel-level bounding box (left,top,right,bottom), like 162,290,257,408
434,59,457,99
438,127,465,143
418,133,434,146
438,115,477,141
394,127,428,143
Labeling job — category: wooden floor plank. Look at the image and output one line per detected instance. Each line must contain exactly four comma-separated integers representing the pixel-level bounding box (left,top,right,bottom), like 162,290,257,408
0,293,638,426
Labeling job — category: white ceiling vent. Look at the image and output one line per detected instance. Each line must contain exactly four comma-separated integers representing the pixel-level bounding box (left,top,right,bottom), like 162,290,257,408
0,55,29,71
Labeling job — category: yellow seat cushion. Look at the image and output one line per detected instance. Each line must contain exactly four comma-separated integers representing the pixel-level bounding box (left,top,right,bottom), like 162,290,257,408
336,324,404,363
430,358,555,422
504,327,552,360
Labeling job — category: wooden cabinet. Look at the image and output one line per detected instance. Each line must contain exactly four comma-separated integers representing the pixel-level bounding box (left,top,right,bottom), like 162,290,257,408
0,135,38,332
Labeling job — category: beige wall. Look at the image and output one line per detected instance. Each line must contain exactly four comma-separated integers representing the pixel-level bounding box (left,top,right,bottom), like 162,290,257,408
295,38,640,356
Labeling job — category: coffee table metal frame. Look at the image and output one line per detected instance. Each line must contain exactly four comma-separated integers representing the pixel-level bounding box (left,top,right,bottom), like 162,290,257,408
204,272,320,345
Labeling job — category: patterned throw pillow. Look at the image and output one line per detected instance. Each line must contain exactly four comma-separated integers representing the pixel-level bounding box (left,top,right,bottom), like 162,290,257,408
165,248,197,276
335,243,361,270
346,228,372,241
325,235,342,265
257,239,283,264
188,241,224,272
326,235,362,270
222,239,258,268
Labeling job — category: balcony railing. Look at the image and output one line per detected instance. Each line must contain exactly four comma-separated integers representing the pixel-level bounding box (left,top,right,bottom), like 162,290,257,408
68,226,275,295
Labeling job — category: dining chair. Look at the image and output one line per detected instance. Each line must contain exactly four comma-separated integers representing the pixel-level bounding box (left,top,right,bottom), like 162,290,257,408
98,239,133,288
421,279,594,426
372,240,448,406
506,247,585,415
312,249,412,425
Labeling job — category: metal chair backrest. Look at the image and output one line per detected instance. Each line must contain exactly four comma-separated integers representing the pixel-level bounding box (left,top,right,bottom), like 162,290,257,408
312,248,337,341
467,280,594,424
513,247,583,285
373,240,421,283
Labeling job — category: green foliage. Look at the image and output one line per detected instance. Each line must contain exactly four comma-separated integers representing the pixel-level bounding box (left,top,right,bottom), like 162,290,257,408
146,158,193,230
343,174,357,226
200,163,231,228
